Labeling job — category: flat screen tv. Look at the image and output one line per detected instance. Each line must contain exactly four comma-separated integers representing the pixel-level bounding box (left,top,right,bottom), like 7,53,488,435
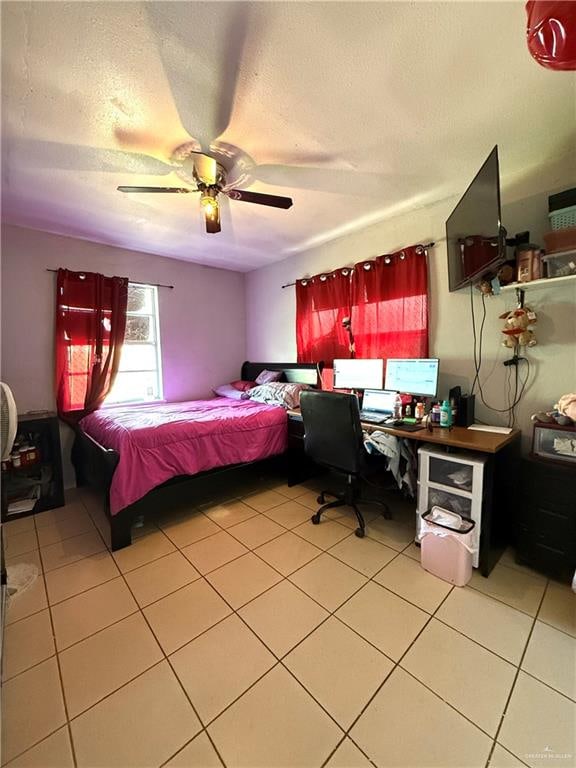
446,146,506,292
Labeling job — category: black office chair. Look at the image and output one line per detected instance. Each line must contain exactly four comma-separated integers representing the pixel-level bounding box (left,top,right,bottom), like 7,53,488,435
299,390,392,538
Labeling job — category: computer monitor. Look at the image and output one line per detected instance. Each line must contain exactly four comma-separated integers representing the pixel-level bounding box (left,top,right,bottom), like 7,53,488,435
333,359,383,390
384,358,439,397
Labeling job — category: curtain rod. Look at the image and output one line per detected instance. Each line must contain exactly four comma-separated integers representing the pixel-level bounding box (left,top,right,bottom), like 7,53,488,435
280,241,435,289
46,269,174,290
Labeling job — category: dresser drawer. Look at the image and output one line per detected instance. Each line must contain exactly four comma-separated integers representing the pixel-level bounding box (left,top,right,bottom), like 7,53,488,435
516,527,576,582
518,495,576,544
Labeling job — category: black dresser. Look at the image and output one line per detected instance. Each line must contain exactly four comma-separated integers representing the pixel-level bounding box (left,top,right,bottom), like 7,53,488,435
516,456,576,582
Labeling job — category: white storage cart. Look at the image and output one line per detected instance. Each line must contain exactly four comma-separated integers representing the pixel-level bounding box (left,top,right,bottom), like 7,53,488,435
417,445,488,569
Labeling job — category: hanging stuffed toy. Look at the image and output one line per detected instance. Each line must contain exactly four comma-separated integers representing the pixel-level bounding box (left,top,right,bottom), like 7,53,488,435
499,306,538,348
526,1,576,70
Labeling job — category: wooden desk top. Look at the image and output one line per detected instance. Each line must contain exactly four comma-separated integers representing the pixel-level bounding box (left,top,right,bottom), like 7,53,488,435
287,410,520,454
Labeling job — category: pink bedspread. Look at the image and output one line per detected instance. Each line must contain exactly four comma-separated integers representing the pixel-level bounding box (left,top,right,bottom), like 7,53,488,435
80,399,288,515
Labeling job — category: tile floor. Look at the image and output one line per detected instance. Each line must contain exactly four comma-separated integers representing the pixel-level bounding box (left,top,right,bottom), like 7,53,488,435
1,470,575,768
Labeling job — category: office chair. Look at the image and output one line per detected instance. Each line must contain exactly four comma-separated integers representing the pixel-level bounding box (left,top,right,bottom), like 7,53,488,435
299,390,392,538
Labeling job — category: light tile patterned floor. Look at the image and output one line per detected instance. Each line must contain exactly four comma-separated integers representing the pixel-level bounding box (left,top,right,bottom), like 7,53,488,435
2,473,575,768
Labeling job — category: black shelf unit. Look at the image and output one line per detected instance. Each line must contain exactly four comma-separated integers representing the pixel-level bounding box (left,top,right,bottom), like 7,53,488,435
1,413,65,522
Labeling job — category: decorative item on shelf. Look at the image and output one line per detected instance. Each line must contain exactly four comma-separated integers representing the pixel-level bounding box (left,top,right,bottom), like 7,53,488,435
499,306,538,348
475,260,517,295
497,261,516,285
516,244,543,282
531,392,576,426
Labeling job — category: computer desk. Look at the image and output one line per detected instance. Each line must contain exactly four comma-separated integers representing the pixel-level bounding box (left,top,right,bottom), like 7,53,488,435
287,409,521,576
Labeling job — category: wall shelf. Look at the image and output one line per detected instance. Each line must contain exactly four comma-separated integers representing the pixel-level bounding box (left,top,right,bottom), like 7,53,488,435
500,273,576,293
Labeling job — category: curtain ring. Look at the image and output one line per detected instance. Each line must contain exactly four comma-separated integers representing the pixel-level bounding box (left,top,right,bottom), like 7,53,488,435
399,251,406,260
363,263,371,270
301,279,308,286
416,245,424,255
341,269,349,276
319,274,327,281
384,256,391,264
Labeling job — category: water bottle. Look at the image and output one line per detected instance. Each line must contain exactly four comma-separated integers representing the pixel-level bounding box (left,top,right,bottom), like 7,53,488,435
393,392,403,420
440,399,452,428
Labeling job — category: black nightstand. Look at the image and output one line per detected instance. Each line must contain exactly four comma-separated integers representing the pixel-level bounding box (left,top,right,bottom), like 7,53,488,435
516,456,576,582
1,412,65,522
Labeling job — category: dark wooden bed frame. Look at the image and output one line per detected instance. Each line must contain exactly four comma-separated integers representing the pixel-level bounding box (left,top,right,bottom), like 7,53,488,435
71,361,322,551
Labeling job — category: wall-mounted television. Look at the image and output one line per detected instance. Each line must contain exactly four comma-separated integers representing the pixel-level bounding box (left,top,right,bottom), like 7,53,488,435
446,146,506,292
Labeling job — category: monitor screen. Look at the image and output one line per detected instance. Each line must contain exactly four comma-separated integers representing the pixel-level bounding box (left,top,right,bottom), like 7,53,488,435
446,146,504,292
384,359,439,397
362,389,396,414
333,358,383,390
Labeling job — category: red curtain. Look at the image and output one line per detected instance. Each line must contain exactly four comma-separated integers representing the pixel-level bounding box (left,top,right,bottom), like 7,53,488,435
296,270,352,364
55,269,128,421
351,245,429,360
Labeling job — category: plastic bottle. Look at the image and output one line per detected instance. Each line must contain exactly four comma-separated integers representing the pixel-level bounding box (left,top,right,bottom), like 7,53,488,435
440,399,452,428
415,402,425,421
405,403,412,418
393,392,403,420
432,403,441,424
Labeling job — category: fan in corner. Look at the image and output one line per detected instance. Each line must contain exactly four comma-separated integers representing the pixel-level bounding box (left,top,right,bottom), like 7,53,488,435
1,382,17,461
117,151,293,234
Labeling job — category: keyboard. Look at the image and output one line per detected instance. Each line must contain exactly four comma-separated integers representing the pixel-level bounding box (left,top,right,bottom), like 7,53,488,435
359,412,387,424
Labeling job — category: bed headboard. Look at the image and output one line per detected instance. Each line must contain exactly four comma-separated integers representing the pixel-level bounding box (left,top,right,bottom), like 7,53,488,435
241,361,324,387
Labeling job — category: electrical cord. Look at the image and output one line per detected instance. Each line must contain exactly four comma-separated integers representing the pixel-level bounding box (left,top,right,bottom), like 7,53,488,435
469,283,531,419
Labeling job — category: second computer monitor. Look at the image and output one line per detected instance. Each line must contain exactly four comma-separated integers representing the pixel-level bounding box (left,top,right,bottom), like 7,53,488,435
384,358,439,397
333,358,384,390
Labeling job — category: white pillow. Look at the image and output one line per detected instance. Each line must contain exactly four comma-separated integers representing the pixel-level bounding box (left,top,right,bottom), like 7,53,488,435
213,384,244,400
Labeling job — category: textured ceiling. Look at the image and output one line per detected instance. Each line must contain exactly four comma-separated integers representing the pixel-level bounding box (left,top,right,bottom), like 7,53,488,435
2,1,575,271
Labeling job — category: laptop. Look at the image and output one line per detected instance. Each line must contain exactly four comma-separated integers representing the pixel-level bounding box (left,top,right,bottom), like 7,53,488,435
359,389,397,424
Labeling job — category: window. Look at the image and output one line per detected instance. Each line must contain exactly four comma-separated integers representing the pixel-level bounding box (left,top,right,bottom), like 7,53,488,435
105,283,163,404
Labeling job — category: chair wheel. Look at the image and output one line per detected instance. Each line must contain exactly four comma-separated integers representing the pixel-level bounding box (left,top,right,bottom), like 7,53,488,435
317,494,326,504
311,513,321,525
355,527,365,538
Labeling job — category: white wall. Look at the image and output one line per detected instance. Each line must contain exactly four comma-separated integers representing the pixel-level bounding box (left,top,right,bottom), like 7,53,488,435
246,154,576,450
1,225,247,485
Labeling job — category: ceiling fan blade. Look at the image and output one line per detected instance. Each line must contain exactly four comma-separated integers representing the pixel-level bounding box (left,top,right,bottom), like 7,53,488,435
6,138,173,175
146,4,253,147
226,189,293,209
252,164,394,196
193,154,217,185
117,186,192,193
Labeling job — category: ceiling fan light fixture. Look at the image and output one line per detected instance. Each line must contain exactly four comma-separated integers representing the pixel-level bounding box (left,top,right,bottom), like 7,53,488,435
200,188,221,233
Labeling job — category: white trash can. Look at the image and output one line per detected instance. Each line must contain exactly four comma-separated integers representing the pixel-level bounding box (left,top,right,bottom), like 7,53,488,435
420,506,476,587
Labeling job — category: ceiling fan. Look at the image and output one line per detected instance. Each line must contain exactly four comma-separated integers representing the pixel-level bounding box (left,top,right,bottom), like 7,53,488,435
117,151,292,234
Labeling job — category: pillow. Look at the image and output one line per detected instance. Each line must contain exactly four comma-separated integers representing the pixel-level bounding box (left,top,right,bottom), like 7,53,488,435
247,382,310,409
213,384,245,400
230,379,256,392
255,369,283,385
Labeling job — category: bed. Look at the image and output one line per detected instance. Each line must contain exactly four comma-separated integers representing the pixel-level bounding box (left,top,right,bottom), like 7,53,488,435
71,361,322,550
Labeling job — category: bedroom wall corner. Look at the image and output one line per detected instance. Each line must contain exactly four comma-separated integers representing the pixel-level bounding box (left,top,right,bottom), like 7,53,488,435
1,225,248,487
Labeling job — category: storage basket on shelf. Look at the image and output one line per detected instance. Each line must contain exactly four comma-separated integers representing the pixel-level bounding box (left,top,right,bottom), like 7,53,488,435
543,228,576,255
549,205,576,231
542,251,576,278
